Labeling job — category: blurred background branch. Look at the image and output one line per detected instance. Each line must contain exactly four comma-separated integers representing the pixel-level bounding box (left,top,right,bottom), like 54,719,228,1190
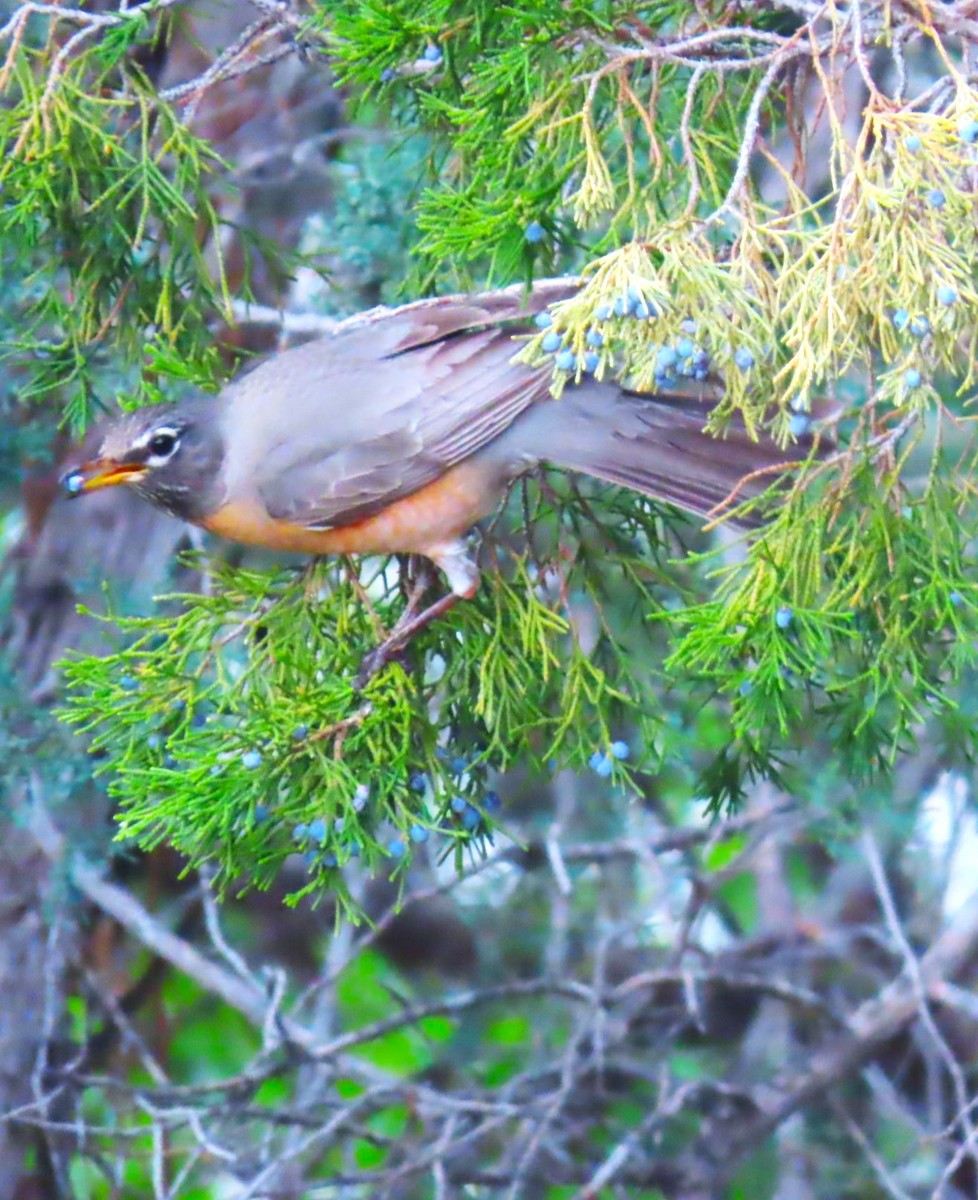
3,1,978,1196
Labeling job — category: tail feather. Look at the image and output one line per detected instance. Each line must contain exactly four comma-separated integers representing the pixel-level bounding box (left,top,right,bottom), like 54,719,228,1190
505,383,805,526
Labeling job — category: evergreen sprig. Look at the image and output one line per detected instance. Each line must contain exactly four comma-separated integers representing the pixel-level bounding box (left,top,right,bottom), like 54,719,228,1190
0,39,233,431
61,483,674,905
1,1,977,912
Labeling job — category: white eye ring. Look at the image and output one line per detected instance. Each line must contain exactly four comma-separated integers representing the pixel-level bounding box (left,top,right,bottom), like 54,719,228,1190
142,427,181,462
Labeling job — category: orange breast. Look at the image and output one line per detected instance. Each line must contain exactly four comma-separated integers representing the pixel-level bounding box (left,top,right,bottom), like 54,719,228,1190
200,460,504,557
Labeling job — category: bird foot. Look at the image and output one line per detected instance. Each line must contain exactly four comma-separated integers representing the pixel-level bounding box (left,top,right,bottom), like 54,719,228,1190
354,542,479,688
355,590,461,688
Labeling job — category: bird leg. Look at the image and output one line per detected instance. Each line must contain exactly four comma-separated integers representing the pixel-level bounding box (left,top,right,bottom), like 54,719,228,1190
355,591,462,686
391,554,436,620
355,541,479,688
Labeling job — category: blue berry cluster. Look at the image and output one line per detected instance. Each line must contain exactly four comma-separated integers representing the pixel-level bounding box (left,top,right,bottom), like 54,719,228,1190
958,117,978,144
451,795,482,830
651,330,710,385
536,295,720,385
594,285,659,322
902,120,977,153
449,791,502,834
381,42,442,81
588,741,630,777
287,760,505,877
436,746,471,776
533,311,602,375
292,808,365,867
891,309,931,338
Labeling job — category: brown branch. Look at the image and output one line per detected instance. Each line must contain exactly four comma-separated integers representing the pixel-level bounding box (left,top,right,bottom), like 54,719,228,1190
688,885,978,1191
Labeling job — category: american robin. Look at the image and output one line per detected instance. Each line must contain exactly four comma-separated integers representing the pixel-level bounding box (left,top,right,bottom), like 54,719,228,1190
62,282,792,613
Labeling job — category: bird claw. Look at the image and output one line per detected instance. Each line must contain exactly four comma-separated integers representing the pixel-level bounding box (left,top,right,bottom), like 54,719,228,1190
354,589,462,689
354,546,478,688
354,640,409,688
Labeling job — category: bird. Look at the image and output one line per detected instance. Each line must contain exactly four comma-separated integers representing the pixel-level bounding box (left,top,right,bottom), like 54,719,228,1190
62,282,800,669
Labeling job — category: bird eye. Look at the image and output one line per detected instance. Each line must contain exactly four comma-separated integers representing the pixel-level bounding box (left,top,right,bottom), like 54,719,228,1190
147,431,178,458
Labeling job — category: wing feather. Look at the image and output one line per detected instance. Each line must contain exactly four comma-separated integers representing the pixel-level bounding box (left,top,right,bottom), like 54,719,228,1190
254,319,549,529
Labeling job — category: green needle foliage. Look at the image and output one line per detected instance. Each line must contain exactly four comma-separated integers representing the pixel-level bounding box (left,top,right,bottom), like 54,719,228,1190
4,2,978,910
62,482,674,908
0,24,232,431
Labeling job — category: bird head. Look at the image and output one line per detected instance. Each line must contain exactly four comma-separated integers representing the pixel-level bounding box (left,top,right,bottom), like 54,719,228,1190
61,400,225,522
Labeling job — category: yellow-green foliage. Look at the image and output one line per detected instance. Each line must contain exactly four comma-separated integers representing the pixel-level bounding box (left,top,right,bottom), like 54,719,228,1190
3,1,978,908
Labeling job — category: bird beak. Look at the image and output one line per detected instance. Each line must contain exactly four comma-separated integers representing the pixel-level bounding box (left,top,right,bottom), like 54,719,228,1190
61,458,149,497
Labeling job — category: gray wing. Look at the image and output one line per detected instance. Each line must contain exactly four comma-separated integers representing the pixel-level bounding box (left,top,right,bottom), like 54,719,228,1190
244,294,558,529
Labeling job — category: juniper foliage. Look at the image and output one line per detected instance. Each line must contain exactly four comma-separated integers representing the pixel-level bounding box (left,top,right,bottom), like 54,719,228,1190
4,2,978,908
